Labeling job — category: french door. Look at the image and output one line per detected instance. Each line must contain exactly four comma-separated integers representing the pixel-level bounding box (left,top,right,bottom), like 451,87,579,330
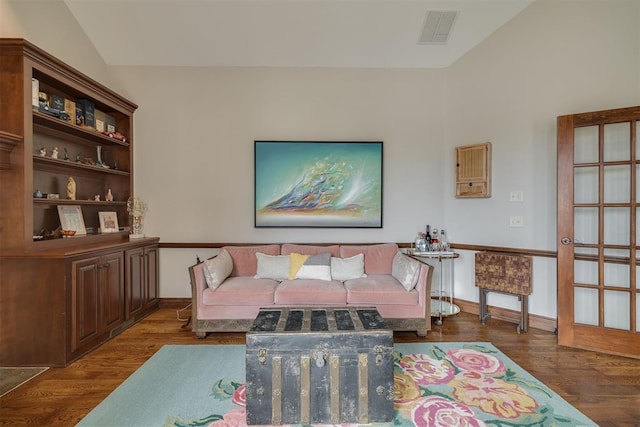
557,106,640,358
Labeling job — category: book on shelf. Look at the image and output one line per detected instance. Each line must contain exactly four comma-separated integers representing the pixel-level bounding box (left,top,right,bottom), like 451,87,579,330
75,98,95,129
105,113,116,133
95,109,106,132
64,99,76,124
50,94,65,111
31,78,39,109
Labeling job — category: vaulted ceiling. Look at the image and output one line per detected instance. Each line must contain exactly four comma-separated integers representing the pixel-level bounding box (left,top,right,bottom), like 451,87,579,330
64,0,532,68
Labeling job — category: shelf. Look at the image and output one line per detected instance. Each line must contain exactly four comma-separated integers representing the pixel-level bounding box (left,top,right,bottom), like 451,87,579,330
33,111,129,148
430,300,460,317
33,198,127,206
33,155,129,176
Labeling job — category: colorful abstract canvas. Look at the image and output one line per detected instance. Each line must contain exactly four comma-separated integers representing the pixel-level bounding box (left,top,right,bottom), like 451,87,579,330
255,141,383,227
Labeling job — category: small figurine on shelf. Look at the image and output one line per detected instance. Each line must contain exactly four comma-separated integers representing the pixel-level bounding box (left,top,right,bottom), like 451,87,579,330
39,147,46,157
76,152,82,162
66,176,76,200
51,147,59,159
94,194,100,201
105,188,113,202
63,147,69,160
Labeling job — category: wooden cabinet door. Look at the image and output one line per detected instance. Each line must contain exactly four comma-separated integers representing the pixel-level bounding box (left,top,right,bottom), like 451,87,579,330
72,257,101,352
100,252,125,330
126,246,145,319
126,244,160,318
72,252,124,353
557,106,640,358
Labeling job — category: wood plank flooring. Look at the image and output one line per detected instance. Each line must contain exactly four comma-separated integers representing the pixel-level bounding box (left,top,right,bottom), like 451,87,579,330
1,308,639,426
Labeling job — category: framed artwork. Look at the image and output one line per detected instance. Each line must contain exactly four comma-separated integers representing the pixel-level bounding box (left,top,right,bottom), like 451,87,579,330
255,141,383,228
98,211,119,233
57,205,87,235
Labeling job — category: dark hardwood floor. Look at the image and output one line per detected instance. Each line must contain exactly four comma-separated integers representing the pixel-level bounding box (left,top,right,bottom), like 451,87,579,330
1,308,639,426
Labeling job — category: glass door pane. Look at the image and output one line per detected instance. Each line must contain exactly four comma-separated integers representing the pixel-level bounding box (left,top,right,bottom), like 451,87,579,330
575,166,599,203
604,207,630,246
574,259,598,285
604,165,630,203
604,122,630,162
575,126,599,163
575,287,599,326
604,290,630,330
574,207,598,244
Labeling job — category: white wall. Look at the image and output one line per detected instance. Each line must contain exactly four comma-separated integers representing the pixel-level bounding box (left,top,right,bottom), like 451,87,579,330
443,0,640,317
108,66,447,295
1,0,112,87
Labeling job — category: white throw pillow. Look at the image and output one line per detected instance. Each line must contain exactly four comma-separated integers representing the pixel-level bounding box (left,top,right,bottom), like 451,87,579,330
331,254,367,281
203,249,233,290
392,251,420,291
254,252,291,281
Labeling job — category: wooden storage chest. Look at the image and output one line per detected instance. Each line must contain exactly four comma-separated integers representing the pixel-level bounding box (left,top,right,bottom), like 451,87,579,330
245,307,394,425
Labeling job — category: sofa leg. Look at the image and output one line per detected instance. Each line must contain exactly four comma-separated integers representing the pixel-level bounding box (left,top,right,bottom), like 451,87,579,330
195,331,207,339
416,329,428,337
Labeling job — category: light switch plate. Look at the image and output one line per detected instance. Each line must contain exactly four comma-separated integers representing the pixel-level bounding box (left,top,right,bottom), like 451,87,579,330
509,191,524,202
509,216,524,227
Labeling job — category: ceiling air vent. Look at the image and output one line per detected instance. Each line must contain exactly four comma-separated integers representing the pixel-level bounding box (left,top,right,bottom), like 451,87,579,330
418,10,458,45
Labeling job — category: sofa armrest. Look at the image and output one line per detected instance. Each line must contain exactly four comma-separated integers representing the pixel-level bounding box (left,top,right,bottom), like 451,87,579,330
413,259,433,319
188,259,209,322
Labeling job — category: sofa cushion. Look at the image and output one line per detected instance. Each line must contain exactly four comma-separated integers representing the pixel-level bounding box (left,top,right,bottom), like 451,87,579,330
289,252,332,281
281,244,340,257
223,245,280,277
392,251,421,291
345,275,419,305
203,249,233,290
254,252,290,281
331,254,367,281
275,279,347,305
339,243,398,275
202,276,279,306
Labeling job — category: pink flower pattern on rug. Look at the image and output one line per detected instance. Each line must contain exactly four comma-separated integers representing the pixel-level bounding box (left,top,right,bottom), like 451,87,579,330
166,343,594,427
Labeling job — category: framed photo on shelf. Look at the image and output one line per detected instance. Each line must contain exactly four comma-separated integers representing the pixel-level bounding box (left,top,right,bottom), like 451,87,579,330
57,205,87,235
98,211,119,233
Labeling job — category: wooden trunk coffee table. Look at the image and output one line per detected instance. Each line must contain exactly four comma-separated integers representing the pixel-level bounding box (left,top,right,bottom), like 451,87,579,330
245,307,394,425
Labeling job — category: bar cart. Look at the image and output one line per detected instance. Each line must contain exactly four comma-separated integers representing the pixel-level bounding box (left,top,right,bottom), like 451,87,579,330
408,251,460,326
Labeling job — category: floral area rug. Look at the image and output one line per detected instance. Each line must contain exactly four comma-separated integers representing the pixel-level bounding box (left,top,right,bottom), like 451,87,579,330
77,343,595,426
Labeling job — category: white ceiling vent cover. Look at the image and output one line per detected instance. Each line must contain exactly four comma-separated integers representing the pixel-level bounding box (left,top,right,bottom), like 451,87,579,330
418,11,458,44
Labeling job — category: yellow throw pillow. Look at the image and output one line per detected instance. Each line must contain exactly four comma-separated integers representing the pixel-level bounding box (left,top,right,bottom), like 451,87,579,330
288,253,309,280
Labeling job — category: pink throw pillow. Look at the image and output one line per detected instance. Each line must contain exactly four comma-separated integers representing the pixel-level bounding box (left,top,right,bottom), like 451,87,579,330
340,243,399,275
223,245,280,277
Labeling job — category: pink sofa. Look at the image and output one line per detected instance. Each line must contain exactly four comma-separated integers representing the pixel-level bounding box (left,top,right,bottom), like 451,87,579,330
188,243,433,337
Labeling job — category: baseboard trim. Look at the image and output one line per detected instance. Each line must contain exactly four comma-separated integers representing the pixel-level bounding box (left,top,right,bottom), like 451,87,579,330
160,298,191,309
455,299,557,333
158,298,558,333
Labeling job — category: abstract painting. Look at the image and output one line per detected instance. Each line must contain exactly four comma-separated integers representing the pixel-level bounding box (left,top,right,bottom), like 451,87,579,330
255,141,383,228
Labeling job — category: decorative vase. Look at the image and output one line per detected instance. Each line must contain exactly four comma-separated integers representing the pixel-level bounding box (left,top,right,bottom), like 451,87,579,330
127,197,147,239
